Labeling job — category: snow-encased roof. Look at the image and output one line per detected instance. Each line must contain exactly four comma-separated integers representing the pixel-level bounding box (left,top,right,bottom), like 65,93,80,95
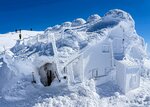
0,9,150,107
88,9,135,32
103,9,135,28
87,20,119,32
8,9,147,68
104,9,133,21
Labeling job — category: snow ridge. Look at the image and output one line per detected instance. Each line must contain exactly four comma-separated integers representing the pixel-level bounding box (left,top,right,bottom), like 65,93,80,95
0,9,150,107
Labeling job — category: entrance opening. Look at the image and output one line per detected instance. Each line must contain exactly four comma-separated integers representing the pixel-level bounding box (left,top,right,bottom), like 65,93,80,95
39,63,56,86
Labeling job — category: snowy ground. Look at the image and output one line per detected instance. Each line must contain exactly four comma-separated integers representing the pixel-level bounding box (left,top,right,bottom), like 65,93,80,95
31,78,150,107
0,30,43,51
0,9,150,107
0,74,150,107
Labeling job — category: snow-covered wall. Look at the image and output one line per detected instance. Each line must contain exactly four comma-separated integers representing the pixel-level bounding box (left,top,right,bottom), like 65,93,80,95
83,39,113,82
116,59,140,93
0,9,149,99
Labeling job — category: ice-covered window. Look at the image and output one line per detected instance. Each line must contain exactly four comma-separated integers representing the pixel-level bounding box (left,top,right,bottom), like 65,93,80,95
102,45,110,53
130,75,137,88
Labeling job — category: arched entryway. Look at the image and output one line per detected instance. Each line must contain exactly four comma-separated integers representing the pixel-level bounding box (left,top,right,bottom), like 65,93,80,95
39,63,56,86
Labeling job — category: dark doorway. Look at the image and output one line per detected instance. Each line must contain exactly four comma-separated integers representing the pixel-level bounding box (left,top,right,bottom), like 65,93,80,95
47,70,55,86
39,63,56,86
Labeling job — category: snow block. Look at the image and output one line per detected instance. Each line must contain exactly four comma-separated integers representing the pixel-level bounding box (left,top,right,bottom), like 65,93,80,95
115,59,140,94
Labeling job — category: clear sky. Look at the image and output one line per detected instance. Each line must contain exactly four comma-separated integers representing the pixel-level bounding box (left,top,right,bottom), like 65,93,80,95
0,0,149,42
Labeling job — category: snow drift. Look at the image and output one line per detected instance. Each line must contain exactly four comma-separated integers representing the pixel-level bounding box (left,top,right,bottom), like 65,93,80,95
0,9,150,107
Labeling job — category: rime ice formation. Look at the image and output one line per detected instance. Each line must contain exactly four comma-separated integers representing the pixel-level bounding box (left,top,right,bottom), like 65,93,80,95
0,9,150,107
87,14,101,23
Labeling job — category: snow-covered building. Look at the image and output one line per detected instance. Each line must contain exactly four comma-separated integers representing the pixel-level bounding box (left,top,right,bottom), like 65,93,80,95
0,9,146,96
32,33,141,94
62,39,114,85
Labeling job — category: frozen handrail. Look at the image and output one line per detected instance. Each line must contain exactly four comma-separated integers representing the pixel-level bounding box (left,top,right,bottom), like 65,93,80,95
21,33,49,46
61,26,114,70
62,33,108,69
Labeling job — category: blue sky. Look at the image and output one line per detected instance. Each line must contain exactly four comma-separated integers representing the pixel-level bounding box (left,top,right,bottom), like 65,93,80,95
0,0,150,42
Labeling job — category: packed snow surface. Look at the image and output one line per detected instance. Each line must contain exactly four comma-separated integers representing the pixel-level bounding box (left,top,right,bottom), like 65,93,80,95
0,9,150,107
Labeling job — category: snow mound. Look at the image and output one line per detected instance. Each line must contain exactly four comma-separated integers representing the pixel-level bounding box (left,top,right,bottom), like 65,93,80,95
104,9,134,25
0,30,43,50
71,18,86,27
0,9,150,107
87,14,101,23
61,22,72,28
33,80,101,107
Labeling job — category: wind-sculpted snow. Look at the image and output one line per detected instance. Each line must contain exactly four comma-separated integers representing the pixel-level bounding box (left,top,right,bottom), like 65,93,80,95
87,14,101,23
71,18,86,27
104,9,134,25
33,80,101,107
0,9,150,107
9,9,142,61
10,28,105,59
11,42,54,57
87,20,119,32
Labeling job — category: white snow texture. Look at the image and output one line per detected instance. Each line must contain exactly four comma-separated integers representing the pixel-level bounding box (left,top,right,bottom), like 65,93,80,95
0,9,150,107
